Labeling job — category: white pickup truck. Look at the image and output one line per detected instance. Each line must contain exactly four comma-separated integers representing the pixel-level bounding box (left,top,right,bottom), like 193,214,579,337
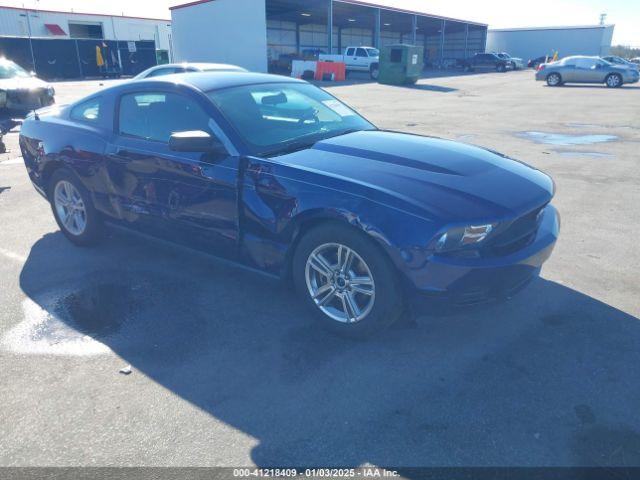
319,46,380,79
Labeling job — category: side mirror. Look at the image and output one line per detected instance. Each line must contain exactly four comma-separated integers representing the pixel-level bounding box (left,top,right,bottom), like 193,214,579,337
169,130,226,154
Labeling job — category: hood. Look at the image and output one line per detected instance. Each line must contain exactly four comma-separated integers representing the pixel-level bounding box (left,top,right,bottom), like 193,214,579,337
0,76,50,90
275,131,554,222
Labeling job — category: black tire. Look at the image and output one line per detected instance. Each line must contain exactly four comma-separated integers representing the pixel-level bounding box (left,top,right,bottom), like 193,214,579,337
496,63,506,72
370,63,380,80
605,73,623,88
48,168,103,247
292,223,403,338
546,72,562,87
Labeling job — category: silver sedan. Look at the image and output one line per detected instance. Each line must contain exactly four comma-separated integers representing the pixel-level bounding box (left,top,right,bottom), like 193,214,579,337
535,56,640,88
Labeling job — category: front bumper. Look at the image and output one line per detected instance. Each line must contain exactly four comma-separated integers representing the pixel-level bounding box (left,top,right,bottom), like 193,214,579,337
1,89,55,110
408,204,560,307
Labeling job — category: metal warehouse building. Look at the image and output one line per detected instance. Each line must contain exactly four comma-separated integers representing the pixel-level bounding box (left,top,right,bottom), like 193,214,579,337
0,5,173,79
486,25,615,63
170,0,488,73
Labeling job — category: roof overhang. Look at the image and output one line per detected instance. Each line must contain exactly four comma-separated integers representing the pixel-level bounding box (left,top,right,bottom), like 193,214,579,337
170,0,488,26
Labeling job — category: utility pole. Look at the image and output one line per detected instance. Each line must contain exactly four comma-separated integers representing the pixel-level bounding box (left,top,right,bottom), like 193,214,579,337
599,13,607,25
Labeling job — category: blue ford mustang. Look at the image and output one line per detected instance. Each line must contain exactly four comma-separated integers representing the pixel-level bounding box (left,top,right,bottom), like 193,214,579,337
19,72,559,337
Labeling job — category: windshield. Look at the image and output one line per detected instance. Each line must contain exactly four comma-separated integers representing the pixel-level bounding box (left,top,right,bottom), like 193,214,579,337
207,82,375,156
0,60,30,79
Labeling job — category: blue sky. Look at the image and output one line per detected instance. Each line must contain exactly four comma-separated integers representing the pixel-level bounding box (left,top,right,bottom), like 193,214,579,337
5,0,639,45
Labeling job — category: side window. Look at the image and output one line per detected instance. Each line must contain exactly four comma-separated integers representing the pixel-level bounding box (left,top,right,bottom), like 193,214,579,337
346,48,355,56
355,48,367,57
70,97,101,123
119,91,211,143
574,58,590,69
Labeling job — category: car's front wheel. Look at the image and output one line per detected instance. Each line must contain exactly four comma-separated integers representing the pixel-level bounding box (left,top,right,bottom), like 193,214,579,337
293,224,403,338
546,73,562,86
605,73,623,88
49,168,103,246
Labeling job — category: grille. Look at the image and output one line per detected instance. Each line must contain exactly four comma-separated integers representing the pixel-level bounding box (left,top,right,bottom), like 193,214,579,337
486,204,547,256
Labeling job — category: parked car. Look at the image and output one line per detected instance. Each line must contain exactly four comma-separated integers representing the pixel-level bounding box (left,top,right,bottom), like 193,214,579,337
601,55,639,71
320,46,380,79
536,56,640,87
463,53,511,72
528,56,551,69
0,58,55,111
496,52,524,70
19,71,559,337
134,62,247,79
631,58,640,65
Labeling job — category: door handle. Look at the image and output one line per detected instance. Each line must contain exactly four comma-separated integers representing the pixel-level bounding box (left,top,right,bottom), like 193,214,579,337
110,149,133,163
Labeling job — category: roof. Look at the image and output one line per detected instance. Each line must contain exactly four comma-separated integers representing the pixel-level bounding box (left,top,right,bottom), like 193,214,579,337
132,71,303,91
170,0,488,26
489,24,614,33
0,4,170,22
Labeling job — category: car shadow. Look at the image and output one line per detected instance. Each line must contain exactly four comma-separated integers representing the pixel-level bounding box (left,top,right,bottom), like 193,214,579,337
16,231,640,468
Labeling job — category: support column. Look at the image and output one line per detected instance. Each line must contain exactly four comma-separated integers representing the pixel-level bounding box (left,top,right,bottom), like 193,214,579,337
412,15,417,45
296,22,300,55
374,8,381,49
327,0,333,54
464,24,469,58
440,19,446,65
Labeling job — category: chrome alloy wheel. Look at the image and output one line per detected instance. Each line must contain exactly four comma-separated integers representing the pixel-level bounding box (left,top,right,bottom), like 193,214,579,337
305,243,375,323
547,73,561,86
54,180,87,236
607,74,621,87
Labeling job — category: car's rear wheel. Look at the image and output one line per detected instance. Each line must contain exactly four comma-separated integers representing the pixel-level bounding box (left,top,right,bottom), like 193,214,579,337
49,168,103,246
292,224,403,338
496,64,506,72
546,73,562,86
605,73,623,88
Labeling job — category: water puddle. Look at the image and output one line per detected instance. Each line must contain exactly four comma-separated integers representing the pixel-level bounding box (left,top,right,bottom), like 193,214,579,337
519,131,618,146
2,282,152,356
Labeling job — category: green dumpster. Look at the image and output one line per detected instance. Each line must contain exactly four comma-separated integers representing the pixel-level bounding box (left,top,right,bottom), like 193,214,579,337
378,44,424,85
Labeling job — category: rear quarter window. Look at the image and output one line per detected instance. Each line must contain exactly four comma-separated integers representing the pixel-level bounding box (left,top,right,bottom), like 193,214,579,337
70,97,101,123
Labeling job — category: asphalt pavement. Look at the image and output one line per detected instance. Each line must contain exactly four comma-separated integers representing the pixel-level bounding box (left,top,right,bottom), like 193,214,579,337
0,70,639,467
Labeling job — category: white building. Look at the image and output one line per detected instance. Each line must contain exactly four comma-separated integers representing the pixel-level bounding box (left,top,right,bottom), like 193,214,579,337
0,5,173,78
171,0,488,73
0,5,172,51
486,25,615,63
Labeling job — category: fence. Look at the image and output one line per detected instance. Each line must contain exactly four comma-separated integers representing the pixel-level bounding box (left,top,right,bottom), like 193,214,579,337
0,37,158,79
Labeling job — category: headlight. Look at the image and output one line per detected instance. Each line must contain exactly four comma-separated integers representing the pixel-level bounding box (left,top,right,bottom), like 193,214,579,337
434,223,496,252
